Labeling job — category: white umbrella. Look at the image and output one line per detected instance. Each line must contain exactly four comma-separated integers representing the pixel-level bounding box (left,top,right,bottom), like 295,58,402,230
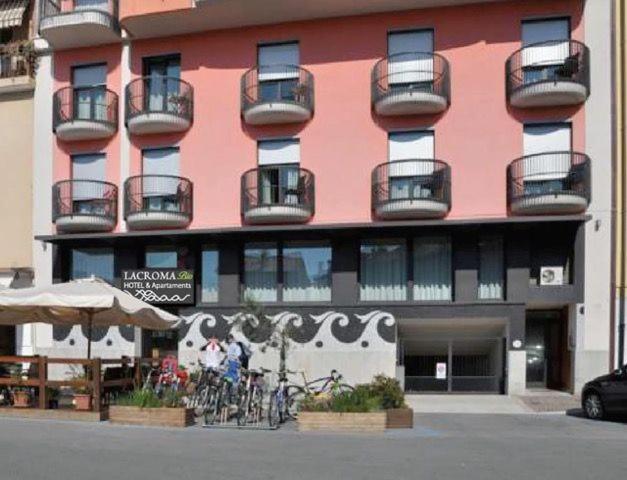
0,277,180,358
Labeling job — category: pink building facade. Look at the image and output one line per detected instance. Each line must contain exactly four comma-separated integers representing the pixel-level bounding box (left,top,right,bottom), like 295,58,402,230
31,0,614,396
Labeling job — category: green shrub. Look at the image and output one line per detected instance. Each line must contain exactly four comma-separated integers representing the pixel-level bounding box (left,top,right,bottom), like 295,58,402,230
368,374,406,409
330,385,381,413
116,389,162,408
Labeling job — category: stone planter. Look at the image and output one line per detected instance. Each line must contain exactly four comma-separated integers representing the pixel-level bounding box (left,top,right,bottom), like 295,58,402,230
386,408,414,429
298,411,387,433
13,391,31,408
109,406,194,428
74,394,92,411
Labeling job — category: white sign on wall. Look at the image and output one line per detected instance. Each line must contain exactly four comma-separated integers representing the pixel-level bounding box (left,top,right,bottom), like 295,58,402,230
436,362,447,380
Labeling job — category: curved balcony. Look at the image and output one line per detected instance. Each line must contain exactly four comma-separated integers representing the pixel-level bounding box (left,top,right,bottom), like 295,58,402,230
372,160,451,220
372,52,450,116
507,152,590,215
241,166,314,224
125,77,193,135
53,87,118,141
39,0,120,49
52,180,117,233
124,175,193,230
241,65,314,125
506,40,590,108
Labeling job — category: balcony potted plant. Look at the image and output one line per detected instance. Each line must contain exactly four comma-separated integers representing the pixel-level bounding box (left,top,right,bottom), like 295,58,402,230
68,366,92,411
167,94,190,115
290,83,308,104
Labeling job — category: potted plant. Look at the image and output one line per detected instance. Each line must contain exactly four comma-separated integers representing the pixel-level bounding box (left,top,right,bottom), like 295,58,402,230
67,366,92,411
10,367,31,408
369,374,413,429
109,388,194,427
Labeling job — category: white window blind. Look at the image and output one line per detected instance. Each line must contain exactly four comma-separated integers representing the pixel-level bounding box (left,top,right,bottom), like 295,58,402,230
73,65,106,87
74,0,109,11
72,153,106,200
521,19,570,67
142,147,180,196
389,131,434,177
258,139,300,166
388,30,434,84
523,124,571,180
258,43,299,81
413,236,452,301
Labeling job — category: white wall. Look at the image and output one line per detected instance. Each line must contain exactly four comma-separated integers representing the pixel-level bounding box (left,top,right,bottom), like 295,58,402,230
577,0,614,390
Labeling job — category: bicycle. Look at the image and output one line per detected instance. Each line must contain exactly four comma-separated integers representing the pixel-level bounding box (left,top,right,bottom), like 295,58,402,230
187,362,222,418
284,369,354,418
236,368,267,426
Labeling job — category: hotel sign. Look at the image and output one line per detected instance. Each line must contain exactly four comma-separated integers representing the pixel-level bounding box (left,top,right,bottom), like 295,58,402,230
122,269,194,305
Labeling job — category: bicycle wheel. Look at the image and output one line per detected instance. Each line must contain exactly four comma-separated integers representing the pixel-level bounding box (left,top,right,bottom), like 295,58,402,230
193,385,209,418
236,390,249,427
284,385,306,419
268,391,280,428
204,387,219,425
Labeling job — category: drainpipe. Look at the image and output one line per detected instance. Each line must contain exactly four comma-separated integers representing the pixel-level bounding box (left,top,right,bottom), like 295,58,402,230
619,0,626,367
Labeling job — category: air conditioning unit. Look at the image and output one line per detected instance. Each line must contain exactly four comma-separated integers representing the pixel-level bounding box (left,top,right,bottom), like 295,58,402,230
540,266,564,286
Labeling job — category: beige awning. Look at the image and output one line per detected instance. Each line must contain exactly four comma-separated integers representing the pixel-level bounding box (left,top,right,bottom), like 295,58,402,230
0,0,28,30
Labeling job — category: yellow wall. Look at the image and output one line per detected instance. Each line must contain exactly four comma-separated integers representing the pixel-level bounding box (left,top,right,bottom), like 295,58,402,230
0,90,33,269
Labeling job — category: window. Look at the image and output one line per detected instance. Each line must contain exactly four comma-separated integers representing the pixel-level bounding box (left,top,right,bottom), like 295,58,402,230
257,139,301,205
145,246,178,268
413,236,452,301
360,241,407,301
521,19,570,84
388,30,434,90
71,248,114,282
258,43,300,102
388,131,435,201
283,242,331,302
522,123,572,195
72,64,107,121
142,147,181,212
478,235,504,300
243,243,278,302
71,153,106,215
201,247,219,303
143,55,181,113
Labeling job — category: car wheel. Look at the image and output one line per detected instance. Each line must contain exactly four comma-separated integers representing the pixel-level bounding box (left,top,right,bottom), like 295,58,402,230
583,392,604,420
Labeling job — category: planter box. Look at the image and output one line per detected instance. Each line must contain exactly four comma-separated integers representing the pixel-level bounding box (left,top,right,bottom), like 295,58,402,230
298,411,387,433
386,408,414,429
109,406,194,428
74,394,92,411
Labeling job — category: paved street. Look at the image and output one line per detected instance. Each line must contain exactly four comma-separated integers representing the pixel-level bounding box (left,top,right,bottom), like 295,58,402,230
0,412,626,480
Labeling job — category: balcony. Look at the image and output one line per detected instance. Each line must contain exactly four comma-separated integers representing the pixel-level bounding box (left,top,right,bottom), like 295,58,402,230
39,0,121,49
241,66,313,125
125,77,193,135
124,175,193,230
372,53,450,116
507,152,590,215
241,166,314,224
506,40,590,108
52,180,117,233
53,87,118,141
0,45,35,94
372,160,451,220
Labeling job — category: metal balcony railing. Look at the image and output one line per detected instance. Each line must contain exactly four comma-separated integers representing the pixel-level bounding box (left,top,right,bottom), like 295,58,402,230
123,175,193,220
52,179,118,222
125,76,194,123
241,65,314,114
53,86,118,130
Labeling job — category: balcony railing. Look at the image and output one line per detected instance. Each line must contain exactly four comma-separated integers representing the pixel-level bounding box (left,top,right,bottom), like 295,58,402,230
507,151,591,214
40,0,119,23
124,175,193,221
371,52,450,114
372,159,451,218
241,166,315,222
125,76,194,122
52,179,118,223
241,65,314,115
506,40,590,105
53,86,118,130
0,43,35,80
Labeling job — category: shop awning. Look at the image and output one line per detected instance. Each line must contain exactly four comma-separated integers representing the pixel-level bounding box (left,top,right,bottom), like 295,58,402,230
0,0,29,30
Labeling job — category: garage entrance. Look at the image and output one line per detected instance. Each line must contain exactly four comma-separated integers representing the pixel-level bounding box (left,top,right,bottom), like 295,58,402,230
398,319,507,394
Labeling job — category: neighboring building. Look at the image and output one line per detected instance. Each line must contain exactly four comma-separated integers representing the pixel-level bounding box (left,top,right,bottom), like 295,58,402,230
0,0,35,355
30,0,613,394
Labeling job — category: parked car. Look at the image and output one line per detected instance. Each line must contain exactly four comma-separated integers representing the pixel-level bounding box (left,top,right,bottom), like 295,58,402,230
581,364,627,419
